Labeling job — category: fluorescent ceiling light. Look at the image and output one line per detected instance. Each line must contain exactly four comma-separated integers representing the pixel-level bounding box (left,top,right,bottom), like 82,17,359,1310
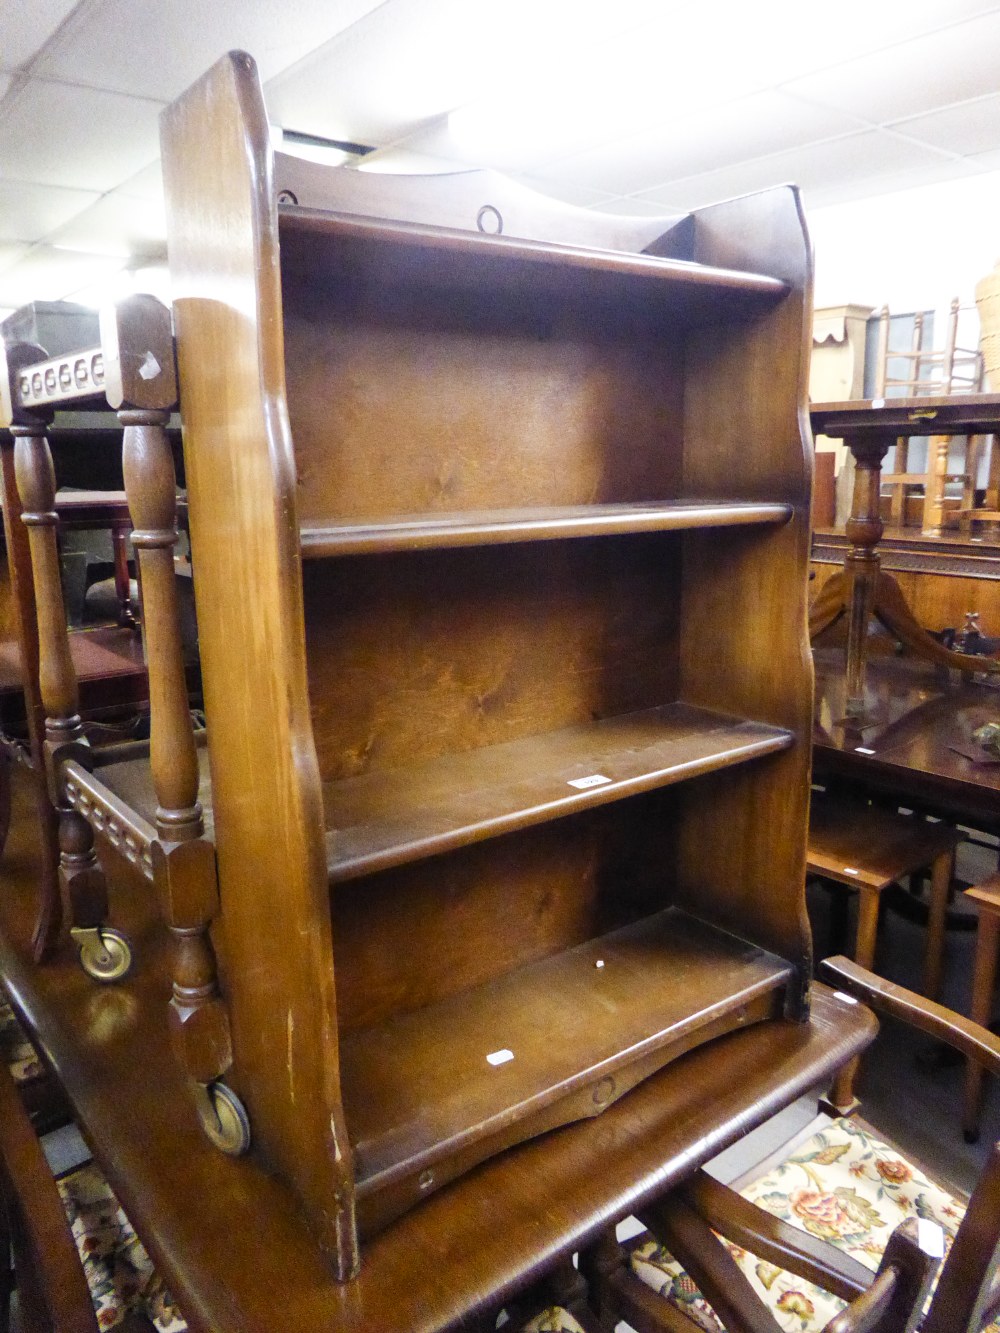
274,126,372,167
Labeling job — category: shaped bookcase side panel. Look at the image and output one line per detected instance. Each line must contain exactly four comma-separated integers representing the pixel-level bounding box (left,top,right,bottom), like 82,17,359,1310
674,188,815,1009
159,54,359,1276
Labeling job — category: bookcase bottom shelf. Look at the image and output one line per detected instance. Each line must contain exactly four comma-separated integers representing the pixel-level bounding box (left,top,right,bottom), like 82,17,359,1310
340,905,794,1236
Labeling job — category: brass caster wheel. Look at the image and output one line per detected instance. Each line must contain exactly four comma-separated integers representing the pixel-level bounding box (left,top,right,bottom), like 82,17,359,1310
196,1080,251,1156
71,926,133,983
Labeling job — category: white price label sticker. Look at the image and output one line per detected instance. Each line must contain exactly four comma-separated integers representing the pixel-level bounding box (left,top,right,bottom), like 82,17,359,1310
486,1049,514,1067
567,774,612,790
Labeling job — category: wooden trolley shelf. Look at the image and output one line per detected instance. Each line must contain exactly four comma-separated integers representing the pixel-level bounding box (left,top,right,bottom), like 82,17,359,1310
300,500,793,558
324,704,793,882
342,905,793,1220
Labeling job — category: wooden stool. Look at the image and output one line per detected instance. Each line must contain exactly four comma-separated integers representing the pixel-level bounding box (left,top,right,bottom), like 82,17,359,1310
808,798,960,997
809,798,960,1111
963,873,1000,1142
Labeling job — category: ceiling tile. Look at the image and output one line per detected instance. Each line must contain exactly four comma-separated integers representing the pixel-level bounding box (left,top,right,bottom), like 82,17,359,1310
0,0,82,70
0,245,125,308
507,177,616,210
633,130,955,212
0,78,161,192
0,179,99,243
264,0,669,146
531,92,868,195
33,0,386,101
889,93,1000,157
781,10,1000,125
0,243,30,277
587,197,682,219
114,160,165,204
46,191,167,257
966,147,1000,172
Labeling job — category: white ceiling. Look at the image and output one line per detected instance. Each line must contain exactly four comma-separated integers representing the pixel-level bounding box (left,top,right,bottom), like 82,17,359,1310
3,0,1000,316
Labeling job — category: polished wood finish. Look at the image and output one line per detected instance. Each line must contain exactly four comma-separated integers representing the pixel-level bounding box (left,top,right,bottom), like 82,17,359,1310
0,754,876,1330
591,956,999,1333
300,500,792,557
808,796,958,993
153,48,817,1274
0,1057,97,1333
0,432,60,959
820,957,1000,1333
813,648,1000,830
120,393,232,1099
963,874,1000,1142
809,395,1000,703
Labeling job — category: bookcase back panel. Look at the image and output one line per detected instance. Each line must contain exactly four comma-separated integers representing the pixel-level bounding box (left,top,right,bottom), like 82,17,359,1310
303,536,682,782
332,790,678,1032
281,257,685,523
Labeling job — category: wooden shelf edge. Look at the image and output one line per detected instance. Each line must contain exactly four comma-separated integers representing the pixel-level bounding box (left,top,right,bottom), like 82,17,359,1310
325,708,793,884
301,501,792,558
280,206,790,299
342,905,795,1232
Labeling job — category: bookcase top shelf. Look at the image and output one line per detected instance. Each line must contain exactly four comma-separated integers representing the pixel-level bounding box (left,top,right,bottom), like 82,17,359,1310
324,703,793,883
278,206,789,321
300,500,793,557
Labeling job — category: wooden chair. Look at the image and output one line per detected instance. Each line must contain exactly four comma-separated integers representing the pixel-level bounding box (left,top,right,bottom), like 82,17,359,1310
582,955,1000,1333
807,795,960,1000
963,873,1000,1143
0,1013,179,1333
873,301,991,534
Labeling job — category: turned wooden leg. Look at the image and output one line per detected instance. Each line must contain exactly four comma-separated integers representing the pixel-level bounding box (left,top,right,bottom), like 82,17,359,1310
964,908,999,1143
120,387,248,1157
854,886,880,971
830,886,881,1111
922,847,954,1003
842,437,889,716
111,524,136,630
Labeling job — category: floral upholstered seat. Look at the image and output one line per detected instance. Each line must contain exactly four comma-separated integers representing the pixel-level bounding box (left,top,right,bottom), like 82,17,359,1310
56,1162,188,1332
520,1309,590,1332
1,990,186,1330
0,992,45,1085
630,1115,1000,1333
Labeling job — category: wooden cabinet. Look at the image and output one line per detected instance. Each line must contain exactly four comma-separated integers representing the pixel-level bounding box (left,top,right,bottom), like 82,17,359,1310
118,51,816,1276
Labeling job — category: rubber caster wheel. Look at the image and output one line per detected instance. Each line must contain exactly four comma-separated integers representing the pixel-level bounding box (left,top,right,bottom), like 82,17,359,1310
197,1080,251,1156
72,926,133,983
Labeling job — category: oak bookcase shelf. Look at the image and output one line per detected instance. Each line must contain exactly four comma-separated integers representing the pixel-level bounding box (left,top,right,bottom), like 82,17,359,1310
156,52,816,1277
323,703,791,881
342,905,792,1232
299,500,792,557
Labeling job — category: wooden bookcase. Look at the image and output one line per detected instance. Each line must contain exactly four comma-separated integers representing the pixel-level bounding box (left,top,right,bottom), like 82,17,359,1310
150,52,815,1276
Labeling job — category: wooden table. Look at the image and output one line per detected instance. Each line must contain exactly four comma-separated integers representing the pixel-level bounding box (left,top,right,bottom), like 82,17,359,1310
813,647,1000,830
0,763,875,1332
810,395,1000,714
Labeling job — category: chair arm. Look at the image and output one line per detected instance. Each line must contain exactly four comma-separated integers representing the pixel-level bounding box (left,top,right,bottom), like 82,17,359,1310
639,1194,784,1333
683,1171,871,1302
820,956,1000,1079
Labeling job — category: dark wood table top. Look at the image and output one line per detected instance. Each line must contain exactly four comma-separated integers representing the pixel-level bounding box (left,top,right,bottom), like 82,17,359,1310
813,648,1000,825
811,393,1000,440
0,765,874,1332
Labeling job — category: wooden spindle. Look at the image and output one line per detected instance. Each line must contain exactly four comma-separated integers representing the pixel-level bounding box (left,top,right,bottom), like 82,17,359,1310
12,423,123,976
115,322,246,1151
